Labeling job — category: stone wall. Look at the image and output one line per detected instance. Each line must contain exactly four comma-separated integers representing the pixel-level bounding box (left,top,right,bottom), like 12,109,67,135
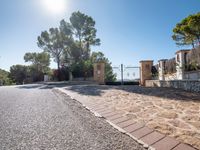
163,71,200,81
72,77,94,81
145,80,200,92
184,70,200,80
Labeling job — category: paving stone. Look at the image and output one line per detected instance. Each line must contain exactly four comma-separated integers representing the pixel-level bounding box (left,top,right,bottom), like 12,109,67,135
90,108,107,113
87,103,102,108
111,117,129,124
94,107,110,113
91,106,107,111
152,136,180,150
98,109,115,115
85,103,96,106
117,119,136,128
140,131,165,146
102,111,120,117
123,123,144,133
107,114,123,121
172,143,196,150
130,126,154,139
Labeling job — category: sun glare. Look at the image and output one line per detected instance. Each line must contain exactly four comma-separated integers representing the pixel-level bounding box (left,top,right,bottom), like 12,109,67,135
42,0,66,15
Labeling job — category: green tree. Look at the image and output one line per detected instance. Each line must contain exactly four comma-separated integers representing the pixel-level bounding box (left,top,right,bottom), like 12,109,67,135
0,69,13,85
188,12,200,44
37,27,72,70
59,20,74,63
59,11,101,79
9,65,28,84
24,52,50,73
172,12,200,48
24,52,51,82
37,11,114,81
69,11,100,60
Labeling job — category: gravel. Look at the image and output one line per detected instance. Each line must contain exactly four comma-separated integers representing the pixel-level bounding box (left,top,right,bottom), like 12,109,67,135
0,84,145,150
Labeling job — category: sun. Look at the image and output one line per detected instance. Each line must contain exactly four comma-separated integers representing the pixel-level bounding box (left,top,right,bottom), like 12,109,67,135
42,0,66,15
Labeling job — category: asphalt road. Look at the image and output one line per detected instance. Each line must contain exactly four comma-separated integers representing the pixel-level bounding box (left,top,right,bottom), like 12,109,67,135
0,84,145,150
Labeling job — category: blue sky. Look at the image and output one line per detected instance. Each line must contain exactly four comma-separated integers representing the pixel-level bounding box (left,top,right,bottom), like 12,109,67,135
0,0,200,71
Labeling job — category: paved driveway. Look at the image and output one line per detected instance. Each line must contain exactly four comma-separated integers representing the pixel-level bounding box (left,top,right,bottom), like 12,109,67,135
61,85,200,150
0,84,145,150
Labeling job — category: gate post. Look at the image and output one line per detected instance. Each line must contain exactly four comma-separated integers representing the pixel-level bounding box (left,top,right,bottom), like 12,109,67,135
175,50,190,80
93,62,105,85
140,60,153,86
158,59,167,80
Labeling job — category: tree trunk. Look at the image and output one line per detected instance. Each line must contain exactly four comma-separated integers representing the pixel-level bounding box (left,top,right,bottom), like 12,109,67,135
57,61,60,70
192,42,195,49
78,35,84,60
86,42,90,59
57,55,60,70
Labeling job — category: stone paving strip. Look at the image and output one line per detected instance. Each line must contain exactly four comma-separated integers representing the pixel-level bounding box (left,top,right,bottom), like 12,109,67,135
57,87,198,150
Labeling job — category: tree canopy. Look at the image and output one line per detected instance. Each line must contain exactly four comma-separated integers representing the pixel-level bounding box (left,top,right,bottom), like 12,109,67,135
172,12,200,48
69,11,100,60
38,11,101,68
24,52,50,73
37,11,115,82
9,65,28,84
0,69,13,85
24,52,51,82
37,27,72,70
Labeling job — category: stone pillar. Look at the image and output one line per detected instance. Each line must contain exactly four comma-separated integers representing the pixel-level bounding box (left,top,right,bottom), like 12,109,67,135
93,62,105,85
140,60,153,86
175,50,190,80
158,59,167,80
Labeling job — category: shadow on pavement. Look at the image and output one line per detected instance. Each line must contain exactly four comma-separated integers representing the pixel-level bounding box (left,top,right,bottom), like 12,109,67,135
16,83,67,90
119,86,200,102
65,85,200,102
17,84,44,89
64,85,114,96
16,83,200,102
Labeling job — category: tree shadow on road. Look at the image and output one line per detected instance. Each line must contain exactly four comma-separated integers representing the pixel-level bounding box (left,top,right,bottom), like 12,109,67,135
16,83,67,90
118,86,200,102
16,83,200,102
65,84,200,102
63,85,115,96
16,84,44,89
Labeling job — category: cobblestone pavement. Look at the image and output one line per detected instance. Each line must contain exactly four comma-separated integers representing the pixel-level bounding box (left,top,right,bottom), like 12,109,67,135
62,85,200,150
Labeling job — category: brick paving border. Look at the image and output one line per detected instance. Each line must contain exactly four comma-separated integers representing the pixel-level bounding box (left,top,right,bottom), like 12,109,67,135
57,88,197,150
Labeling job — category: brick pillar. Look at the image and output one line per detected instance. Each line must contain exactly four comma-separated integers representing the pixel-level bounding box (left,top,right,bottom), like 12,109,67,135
175,50,190,80
158,59,167,80
93,62,105,85
140,60,153,86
